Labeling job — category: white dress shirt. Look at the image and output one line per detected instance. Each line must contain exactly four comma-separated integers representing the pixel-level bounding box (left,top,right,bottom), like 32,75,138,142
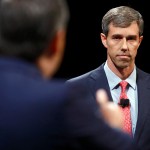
104,61,138,136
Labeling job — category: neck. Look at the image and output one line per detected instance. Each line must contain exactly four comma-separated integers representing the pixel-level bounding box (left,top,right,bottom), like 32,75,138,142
107,60,134,80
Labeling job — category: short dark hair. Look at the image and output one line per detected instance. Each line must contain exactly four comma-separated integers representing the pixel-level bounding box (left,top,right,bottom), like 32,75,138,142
102,6,144,36
0,0,69,62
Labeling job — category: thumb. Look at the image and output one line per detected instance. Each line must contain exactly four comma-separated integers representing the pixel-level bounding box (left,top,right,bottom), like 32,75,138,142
96,89,109,106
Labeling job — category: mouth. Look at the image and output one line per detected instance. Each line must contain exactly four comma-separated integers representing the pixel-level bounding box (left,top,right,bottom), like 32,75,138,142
117,55,130,59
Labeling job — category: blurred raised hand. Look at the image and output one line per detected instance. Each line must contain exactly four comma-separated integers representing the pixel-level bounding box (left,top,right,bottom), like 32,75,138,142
96,89,124,130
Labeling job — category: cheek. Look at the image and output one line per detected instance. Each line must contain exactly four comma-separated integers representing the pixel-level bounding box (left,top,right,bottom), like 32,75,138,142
107,48,117,58
107,42,119,53
132,50,138,58
129,47,138,59
107,40,122,50
128,40,141,49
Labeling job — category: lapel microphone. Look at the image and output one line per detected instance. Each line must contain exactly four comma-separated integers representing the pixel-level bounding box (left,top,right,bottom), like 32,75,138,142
118,99,130,108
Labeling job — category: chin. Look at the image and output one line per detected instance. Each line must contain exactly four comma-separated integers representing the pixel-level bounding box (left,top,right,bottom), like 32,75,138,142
116,62,129,69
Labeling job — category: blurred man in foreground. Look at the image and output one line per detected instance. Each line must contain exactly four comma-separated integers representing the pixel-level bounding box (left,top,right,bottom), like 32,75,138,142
0,1,140,149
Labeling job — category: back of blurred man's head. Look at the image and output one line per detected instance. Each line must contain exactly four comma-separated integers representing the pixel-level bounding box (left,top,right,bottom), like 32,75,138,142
0,0,69,77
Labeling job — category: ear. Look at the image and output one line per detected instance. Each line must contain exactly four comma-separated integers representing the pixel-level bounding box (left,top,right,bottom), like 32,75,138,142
50,29,66,56
100,33,108,48
37,29,67,78
139,35,143,45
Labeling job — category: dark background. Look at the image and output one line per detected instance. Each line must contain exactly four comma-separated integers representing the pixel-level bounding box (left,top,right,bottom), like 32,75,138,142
54,0,149,80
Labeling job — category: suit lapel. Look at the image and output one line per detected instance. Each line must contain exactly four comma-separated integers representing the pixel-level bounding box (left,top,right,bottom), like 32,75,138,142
89,63,113,102
134,69,150,142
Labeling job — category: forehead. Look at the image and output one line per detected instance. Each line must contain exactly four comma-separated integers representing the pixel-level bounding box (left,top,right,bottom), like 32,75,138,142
108,22,139,36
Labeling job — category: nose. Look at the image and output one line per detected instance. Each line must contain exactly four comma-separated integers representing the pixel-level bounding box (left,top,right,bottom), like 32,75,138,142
121,38,128,51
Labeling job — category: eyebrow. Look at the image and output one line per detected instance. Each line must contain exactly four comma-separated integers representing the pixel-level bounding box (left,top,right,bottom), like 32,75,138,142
112,34,137,39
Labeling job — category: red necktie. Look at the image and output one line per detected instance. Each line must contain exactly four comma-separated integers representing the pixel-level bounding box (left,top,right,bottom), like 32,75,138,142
119,81,132,135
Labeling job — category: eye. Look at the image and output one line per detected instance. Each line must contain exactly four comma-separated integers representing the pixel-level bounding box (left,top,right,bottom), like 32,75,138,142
112,35,122,40
127,36,137,41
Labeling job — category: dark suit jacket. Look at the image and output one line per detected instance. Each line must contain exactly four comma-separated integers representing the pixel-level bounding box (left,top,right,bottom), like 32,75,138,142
67,63,150,150
0,58,139,150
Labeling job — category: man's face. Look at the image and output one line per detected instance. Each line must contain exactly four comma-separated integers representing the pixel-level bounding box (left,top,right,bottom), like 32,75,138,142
101,22,143,70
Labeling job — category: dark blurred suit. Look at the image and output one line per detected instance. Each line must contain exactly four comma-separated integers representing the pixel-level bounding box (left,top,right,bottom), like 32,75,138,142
0,57,69,149
67,63,150,150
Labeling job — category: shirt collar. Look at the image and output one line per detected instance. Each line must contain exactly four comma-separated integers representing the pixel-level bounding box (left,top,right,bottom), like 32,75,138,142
104,61,136,90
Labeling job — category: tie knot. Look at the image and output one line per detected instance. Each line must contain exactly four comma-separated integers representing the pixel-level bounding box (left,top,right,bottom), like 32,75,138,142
120,80,128,90
119,80,128,99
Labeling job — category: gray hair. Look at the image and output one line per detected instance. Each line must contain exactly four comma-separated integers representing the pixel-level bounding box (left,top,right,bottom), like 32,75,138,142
102,6,144,36
0,0,70,61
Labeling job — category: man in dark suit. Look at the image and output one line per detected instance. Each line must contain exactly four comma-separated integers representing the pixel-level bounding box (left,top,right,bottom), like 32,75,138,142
67,6,150,150
0,1,140,150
